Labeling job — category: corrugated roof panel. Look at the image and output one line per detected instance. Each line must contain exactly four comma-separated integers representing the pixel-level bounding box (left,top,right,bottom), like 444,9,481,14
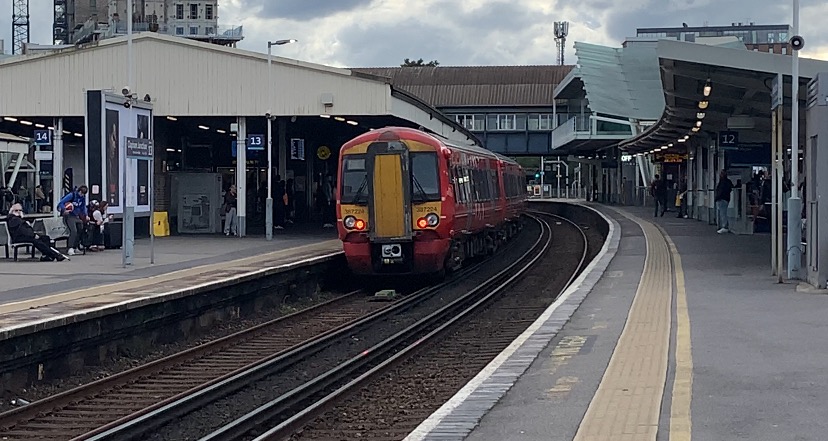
352,65,573,107
574,42,665,120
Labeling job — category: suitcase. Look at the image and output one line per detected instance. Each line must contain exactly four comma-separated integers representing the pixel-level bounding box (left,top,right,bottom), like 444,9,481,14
104,221,123,249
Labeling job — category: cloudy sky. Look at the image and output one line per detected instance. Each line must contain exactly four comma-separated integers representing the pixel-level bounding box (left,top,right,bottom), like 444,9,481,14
1,0,827,66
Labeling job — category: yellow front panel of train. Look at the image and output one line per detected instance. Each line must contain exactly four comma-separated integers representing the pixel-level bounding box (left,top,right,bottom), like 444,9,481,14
372,154,406,238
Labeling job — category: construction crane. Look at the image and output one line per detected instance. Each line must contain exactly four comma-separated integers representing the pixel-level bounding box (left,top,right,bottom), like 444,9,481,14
11,0,30,54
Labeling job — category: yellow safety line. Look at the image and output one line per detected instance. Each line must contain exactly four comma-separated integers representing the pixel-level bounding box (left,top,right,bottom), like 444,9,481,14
663,230,693,441
573,210,672,440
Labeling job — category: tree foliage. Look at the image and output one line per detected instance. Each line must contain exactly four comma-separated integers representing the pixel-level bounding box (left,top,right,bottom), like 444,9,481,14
401,58,440,67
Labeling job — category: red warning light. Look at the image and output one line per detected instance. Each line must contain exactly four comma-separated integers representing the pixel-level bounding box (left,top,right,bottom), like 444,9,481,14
417,218,428,228
355,219,366,230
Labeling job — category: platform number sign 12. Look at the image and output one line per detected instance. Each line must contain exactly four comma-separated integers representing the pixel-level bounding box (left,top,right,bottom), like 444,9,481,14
719,131,739,148
34,129,52,145
247,134,264,151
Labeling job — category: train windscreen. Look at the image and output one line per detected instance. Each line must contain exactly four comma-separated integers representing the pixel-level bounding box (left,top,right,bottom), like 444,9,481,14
340,155,368,204
410,152,441,202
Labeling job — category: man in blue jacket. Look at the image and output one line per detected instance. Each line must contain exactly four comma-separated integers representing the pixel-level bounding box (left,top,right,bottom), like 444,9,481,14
57,185,88,256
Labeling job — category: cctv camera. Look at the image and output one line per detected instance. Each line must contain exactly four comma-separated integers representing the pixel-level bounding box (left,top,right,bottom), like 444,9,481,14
790,35,805,51
265,112,271,119
122,86,131,96
123,100,132,109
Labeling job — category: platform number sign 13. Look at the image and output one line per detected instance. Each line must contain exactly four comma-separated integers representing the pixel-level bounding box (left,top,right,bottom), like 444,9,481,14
247,134,264,151
34,129,52,145
719,131,739,148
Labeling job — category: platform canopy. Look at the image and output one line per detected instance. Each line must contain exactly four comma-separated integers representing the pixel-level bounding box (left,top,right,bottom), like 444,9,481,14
620,39,828,154
0,33,477,145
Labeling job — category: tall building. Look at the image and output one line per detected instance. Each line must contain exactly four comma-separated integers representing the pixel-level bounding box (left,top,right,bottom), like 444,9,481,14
59,0,243,46
634,23,792,54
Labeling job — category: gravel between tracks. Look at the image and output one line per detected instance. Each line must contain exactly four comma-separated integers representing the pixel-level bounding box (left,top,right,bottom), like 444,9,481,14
147,220,543,441
0,290,345,415
288,217,603,440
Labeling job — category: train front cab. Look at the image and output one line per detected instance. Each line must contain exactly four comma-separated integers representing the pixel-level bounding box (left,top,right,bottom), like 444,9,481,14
338,131,450,275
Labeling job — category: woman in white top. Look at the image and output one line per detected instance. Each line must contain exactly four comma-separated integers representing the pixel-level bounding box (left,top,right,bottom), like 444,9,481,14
90,200,113,251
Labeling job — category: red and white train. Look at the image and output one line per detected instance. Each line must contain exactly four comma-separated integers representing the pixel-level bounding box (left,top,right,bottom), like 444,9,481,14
336,126,527,276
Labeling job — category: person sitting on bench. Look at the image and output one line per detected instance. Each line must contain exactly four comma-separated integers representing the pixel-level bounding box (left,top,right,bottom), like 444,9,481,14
6,203,68,262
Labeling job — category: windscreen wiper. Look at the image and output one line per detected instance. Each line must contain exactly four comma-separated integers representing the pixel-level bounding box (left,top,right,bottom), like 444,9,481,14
352,177,368,204
412,175,429,202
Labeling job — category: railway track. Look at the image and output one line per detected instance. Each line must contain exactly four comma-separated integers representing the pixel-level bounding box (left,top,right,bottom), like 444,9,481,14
287,211,591,440
170,213,555,441
0,217,532,441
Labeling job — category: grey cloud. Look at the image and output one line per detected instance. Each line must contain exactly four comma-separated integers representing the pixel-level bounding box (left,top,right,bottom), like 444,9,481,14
251,0,374,20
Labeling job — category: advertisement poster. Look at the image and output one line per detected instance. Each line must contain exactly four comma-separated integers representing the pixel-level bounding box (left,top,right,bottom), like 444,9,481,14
106,109,120,207
137,114,150,206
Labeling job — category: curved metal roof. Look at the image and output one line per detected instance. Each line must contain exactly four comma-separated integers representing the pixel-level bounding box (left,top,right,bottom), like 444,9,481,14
574,42,665,121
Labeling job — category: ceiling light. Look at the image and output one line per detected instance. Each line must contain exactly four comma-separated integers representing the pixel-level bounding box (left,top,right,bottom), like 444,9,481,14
695,120,703,127
73,132,83,137
20,120,33,126
668,143,674,147
217,129,226,134
683,135,690,140
167,116,177,121
691,127,700,132
3,117,17,122
35,123,45,128
703,80,712,97
47,126,55,130
698,100,709,109
198,125,209,130
166,148,176,152
678,138,686,143
346,120,358,126
697,112,705,119
334,117,346,122
63,130,71,134
319,114,331,118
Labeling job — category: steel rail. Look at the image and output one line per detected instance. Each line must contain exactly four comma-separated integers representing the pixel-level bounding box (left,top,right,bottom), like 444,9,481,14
199,214,554,441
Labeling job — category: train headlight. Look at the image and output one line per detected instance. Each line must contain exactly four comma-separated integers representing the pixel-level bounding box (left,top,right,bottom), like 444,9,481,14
425,213,439,227
344,216,356,229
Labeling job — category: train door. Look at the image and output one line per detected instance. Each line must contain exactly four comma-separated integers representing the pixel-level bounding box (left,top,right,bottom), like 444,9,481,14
366,141,413,242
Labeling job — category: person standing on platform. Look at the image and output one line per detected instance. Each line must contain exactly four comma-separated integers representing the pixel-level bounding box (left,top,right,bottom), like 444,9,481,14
676,175,688,218
274,177,286,230
322,174,334,228
223,185,238,236
57,185,88,256
715,169,734,234
650,174,667,217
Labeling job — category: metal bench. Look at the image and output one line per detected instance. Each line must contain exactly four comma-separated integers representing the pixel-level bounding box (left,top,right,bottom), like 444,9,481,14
35,217,70,249
0,222,36,261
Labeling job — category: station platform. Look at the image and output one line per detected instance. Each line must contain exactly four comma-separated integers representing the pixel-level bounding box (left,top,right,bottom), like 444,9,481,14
0,232,342,338
406,203,828,441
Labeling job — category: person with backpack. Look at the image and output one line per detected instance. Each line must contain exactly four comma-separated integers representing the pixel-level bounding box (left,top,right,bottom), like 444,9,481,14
57,185,89,256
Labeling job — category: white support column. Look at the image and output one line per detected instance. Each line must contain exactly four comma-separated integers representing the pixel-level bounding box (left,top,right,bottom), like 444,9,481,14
707,141,715,224
52,118,63,216
787,0,803,279
687,148,695,217
236,117,247,237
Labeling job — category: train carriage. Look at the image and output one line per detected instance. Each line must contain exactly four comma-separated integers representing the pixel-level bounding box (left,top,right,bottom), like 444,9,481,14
337,127,525,276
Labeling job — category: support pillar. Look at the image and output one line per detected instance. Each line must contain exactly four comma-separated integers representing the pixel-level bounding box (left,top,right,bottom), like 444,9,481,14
236,117,247,237
52,118,63,216
707,141,715,224
278,118,288,181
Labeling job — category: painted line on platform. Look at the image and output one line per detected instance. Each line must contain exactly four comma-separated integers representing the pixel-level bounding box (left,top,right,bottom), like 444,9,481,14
662,228,694,441
403,203,620,441
572,208,672,440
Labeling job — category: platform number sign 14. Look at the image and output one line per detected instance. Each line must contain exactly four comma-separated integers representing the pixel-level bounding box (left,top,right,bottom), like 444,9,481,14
34,129,52,145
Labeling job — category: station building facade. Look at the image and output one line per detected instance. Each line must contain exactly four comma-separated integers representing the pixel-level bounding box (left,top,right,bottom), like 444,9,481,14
0,33,476,235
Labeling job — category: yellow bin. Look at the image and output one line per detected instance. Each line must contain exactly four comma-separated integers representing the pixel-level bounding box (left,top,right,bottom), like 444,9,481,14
152,211,170,237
